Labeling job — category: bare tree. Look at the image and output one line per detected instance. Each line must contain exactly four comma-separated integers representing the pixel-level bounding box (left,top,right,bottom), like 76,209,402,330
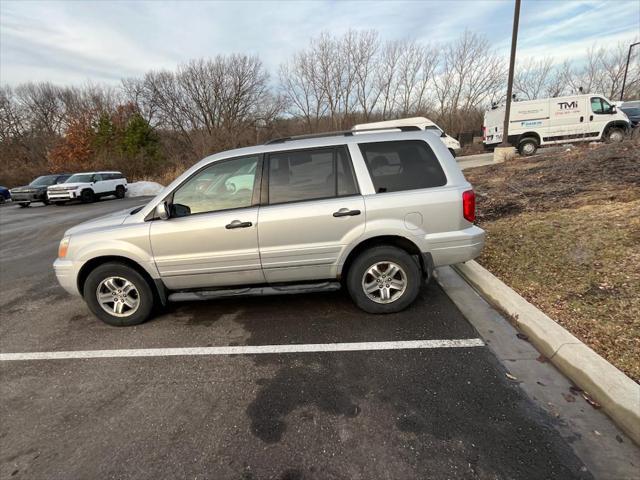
279,51,327,131
352,30,381,121
434,30,505,133
375,40,402,119
514,57,555,100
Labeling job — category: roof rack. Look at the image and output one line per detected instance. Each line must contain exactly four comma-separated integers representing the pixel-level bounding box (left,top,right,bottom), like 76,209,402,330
264,126,421,145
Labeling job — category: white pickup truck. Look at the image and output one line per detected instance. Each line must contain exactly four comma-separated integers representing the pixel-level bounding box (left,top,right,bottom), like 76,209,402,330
47,171,127,204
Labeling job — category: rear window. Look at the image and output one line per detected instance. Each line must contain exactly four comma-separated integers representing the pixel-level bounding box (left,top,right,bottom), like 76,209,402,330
359,140,446,193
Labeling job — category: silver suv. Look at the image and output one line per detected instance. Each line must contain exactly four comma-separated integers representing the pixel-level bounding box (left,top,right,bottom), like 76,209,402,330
53,130,485,326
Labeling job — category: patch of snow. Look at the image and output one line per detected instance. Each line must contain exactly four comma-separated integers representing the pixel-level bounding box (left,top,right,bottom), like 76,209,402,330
126,181,165,198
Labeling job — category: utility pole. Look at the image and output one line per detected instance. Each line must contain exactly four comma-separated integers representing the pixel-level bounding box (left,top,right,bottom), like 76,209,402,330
498,0,521,148
620,42,639,101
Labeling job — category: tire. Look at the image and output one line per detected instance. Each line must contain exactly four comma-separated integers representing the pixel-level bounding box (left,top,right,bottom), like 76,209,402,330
606,128,624,143
448,148,457,158
80,189,95,203
518,137,538,156
83,262,155,326
54,202,67,206
346,246,421,314
18,202,30,208
43,199,50,206
115,185,125,199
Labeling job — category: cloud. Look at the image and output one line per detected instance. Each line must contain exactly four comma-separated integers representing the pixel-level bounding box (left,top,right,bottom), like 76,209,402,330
1,0,639,86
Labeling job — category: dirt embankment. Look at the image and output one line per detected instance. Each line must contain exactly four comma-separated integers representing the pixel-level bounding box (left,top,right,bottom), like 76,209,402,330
465,138,640,382
468,141,640,222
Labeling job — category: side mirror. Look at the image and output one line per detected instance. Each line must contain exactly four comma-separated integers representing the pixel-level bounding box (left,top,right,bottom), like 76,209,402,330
440,131,446,138
155,202,170,220
610,106,617,114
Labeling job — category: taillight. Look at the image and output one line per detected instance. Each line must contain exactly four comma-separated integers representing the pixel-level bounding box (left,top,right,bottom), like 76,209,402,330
482,126,486,141
462,190,476,223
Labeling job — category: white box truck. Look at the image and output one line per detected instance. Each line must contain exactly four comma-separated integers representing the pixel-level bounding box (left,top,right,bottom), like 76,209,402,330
483,94,630,155
353,117,462,157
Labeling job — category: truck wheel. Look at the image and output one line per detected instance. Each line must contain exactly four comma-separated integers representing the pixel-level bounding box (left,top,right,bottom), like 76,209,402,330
346,246,421,314
18,202,30,208
606,128,624,143
80,189,95,203
115,185,125,199
83,262,154,326
518,138,538,156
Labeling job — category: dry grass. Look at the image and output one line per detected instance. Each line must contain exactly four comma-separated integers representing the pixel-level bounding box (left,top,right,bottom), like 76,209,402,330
465,139,640,382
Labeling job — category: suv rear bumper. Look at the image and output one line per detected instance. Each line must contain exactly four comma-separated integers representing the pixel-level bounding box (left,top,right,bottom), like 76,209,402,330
425,225,485,267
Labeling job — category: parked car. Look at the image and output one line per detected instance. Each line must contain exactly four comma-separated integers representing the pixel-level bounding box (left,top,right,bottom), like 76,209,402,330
53,130,485,326
0,186,10,204
47,171,127,204
484,94,630,155
353,117,462,157
9,174,71,207
619,105,640,128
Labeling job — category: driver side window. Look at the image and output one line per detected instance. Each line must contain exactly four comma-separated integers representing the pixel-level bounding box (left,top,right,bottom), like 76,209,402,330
591,97,611,114
172,155,258,217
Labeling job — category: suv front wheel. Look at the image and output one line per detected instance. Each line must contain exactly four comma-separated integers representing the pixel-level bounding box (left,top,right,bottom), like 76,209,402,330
83,262,154,326
80,189,95,203
346,246,421,314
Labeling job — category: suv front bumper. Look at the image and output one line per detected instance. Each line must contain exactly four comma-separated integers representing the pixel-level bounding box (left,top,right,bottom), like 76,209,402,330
11,191,46,202
53,259,82,296
48,190,79,202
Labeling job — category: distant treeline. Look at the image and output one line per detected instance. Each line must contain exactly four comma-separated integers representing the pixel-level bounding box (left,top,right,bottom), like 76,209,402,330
1,29,638,186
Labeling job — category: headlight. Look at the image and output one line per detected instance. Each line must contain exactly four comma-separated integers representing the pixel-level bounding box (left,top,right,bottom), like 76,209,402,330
58,237,70,258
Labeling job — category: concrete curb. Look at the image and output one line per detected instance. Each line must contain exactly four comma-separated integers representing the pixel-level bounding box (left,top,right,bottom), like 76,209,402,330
452,260,640,445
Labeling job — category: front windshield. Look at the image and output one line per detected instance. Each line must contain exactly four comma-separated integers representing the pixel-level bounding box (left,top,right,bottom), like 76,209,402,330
66,174,94,183
29,176,56,187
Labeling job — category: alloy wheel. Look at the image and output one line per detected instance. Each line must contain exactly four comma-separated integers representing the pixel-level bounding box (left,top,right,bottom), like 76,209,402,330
96,276,140,317
361,261,407,304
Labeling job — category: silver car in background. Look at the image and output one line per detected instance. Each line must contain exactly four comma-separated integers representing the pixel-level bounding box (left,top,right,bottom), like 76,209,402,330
54,129,485,326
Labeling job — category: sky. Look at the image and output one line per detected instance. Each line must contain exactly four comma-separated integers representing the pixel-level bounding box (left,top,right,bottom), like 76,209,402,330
1,0,639,86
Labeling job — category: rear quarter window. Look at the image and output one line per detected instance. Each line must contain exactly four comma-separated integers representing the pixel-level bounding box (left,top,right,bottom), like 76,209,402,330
359,140,447,193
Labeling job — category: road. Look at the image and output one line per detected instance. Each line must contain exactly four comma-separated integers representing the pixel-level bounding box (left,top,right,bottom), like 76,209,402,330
0,198,635,479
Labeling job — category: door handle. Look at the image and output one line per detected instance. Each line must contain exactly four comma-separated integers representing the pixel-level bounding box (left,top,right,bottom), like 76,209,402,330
333,208,361,217
590,115,593,121
225,220,253,229
580,116,584,122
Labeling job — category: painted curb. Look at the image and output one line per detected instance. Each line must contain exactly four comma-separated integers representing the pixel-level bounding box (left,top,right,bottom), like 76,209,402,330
452,260,640,445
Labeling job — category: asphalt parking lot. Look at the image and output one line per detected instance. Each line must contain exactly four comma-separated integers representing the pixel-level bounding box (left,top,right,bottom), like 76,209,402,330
0,198,635,479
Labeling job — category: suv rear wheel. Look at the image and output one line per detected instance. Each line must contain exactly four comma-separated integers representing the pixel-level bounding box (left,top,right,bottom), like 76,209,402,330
83,262,154,326
346,246,421,314
18,202,30,208
115,185,125,199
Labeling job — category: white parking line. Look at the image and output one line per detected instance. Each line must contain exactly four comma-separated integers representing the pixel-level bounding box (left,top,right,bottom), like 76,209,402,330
0,338,484,361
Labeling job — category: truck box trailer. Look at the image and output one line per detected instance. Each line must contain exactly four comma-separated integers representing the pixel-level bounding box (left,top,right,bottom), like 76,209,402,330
483,94,630,155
